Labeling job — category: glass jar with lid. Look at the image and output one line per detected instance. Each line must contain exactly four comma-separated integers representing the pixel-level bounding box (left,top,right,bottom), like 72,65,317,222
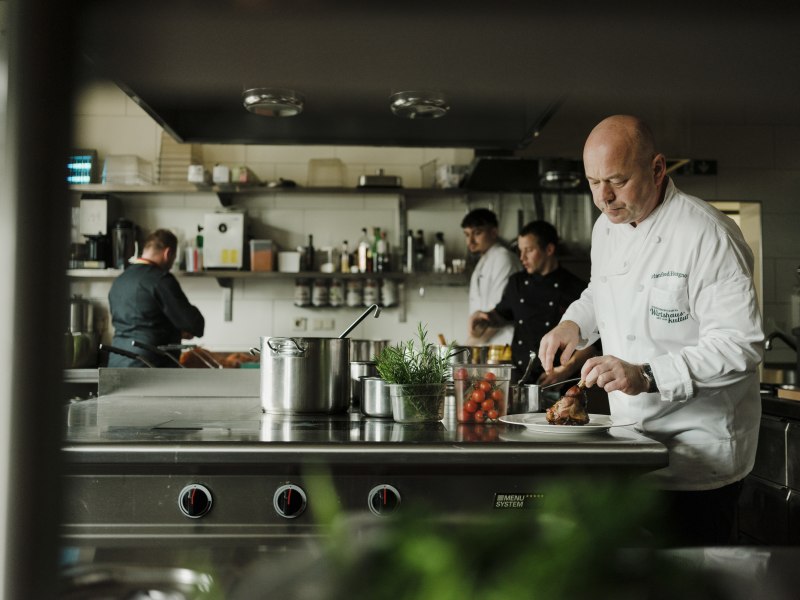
312,279,329,307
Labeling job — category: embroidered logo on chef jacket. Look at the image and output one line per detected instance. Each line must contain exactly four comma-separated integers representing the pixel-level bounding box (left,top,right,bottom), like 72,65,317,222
647,270,691,325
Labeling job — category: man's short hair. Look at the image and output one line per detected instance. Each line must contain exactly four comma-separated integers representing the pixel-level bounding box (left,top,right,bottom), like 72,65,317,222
461,208,499,229
144,229,178,253
518,220,559,250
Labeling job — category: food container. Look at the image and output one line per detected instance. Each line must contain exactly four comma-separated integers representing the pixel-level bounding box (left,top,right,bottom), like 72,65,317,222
388,383,446,423
259,336,349,414
453,364,512,423
360,377,392,418
250,239,274,271
278,251,301,273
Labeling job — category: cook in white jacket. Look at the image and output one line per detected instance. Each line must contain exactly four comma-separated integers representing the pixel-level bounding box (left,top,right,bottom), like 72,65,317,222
462,208,519,345
539,115,764,546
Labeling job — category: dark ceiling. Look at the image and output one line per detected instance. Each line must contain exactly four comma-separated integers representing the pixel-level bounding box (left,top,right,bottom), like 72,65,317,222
76,1,800,152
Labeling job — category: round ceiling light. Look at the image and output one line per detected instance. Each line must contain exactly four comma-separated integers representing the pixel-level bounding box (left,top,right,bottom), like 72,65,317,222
242,88,305,117
389,91,449,119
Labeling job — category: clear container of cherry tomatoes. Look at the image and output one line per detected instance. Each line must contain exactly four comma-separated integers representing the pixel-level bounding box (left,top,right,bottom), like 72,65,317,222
453,364,513,423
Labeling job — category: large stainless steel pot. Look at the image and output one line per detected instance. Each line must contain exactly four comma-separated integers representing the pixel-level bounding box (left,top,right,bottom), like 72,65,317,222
259,337,349,414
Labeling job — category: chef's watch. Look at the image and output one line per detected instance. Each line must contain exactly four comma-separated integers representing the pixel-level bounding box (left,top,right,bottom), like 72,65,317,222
641,363,658,393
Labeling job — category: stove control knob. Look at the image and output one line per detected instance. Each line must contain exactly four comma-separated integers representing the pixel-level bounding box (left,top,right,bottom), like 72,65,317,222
178,484,213,519
368,484,401,516
273,484,307,519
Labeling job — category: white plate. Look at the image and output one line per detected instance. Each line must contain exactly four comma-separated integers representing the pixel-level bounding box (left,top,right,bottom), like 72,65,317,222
499,413,633,435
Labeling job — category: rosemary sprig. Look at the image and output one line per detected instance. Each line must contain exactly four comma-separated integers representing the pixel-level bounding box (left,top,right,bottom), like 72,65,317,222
374,323,453,385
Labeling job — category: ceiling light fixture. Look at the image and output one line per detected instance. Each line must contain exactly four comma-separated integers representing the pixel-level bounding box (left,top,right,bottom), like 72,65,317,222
389,91,449,119
243,88,305,117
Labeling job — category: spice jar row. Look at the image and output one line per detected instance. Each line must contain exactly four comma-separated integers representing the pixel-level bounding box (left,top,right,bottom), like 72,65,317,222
294,278,399,308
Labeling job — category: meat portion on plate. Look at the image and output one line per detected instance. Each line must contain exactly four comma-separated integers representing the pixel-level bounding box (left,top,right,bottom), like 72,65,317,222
545,384,590,426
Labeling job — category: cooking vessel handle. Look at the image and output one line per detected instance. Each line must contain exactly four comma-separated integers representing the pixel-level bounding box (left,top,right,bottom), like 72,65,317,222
132,339,185,368
266,337,306,356
338,304,381,339
249,347,261,355
516,352,538,386
99,343,157,368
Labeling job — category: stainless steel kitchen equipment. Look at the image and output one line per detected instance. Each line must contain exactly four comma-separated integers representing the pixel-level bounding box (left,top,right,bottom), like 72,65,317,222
338,303,381,339
349,360,378,406
350,339,390,362
360,376,392,418
59,368,668,595
259,336,349,414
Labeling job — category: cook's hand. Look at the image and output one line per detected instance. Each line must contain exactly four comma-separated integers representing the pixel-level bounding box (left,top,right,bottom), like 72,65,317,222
538,321,581,374
580,355,648,395
536,365,571,386
467,311,491,337
180,331,195,340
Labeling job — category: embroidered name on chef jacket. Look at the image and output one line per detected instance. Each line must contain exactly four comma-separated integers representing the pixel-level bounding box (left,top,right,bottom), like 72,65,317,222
648,270,690,324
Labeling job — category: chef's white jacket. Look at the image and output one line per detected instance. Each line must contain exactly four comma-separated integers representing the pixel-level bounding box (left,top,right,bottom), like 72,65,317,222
563,180,764,490
469,242,519,345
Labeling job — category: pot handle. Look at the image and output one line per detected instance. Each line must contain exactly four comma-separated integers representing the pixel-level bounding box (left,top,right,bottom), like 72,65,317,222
266,337,307,356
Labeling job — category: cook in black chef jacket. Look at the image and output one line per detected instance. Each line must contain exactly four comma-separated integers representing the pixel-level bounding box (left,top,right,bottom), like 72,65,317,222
468,221,597,383
107,229,205,367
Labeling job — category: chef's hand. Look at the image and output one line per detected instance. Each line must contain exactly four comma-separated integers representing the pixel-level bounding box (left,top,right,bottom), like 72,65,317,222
180,331,195,340
536,365,571,386
538,320,581,374
467,311,491,337
580,355,648,395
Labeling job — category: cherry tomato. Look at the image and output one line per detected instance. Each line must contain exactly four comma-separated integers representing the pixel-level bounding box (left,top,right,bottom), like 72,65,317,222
459,410,473,422
481,398,495,412
474,410,487,423
488,409,499,420
454,368,468,381
470,389,485,403
484,372,496,382
464,400,478,413
491,389,504,401
478,380,492,392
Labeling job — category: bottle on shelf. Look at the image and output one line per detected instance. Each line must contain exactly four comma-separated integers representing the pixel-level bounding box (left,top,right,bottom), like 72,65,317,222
196,225,204,270
304,234,315,271
372,227,382,272
433,232,446,273
414,229,427,271
341,241,350,273
376,229,389,272
357,227,370,273
405,229,415,273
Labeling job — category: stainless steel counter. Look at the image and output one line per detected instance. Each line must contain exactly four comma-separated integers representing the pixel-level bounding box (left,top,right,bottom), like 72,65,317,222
61,369,668,546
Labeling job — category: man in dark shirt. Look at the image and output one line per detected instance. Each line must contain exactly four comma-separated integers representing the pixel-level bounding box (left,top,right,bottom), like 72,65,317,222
108,229,205,367
468,221,596,383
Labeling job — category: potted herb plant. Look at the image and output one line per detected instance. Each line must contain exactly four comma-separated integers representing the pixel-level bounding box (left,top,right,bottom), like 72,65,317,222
374,324,453,422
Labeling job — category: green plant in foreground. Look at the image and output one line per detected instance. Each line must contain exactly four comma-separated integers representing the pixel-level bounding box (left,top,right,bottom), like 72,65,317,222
374,323,453,385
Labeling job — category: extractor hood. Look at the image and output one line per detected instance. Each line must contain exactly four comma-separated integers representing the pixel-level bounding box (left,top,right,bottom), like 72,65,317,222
75,3,800,148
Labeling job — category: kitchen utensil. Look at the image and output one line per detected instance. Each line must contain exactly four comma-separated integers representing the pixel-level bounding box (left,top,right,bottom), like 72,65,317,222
259,336,349,414
338,304,381,339
99,343,156,368
437,333,447,345
361,377,392,418
131,339,184,368
350,361,378,406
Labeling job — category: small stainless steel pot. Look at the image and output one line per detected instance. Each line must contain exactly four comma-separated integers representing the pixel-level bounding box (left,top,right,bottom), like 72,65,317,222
360,376,392,418
510,384,543,413
350,361,378,406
